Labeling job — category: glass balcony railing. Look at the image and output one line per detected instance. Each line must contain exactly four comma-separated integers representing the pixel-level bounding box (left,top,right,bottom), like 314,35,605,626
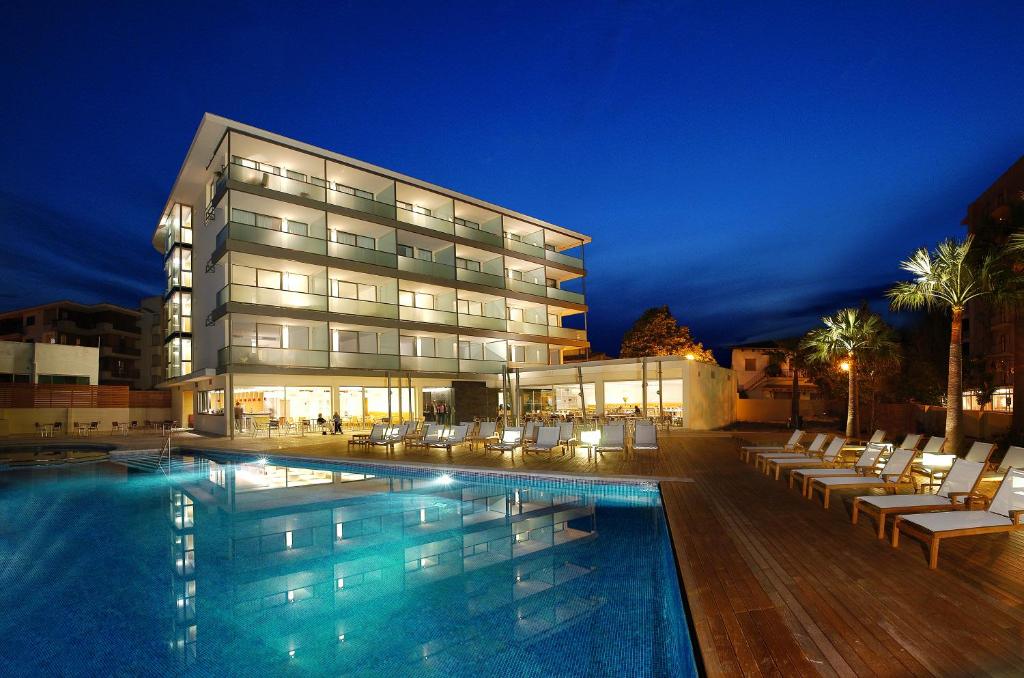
457,314,506,331
397,256,456,280
329,297,399,319
546,287,585,304
507,278,547,296
327,187,396,220
456,268,505,289
455,223,502,247
218,346,329,369
218,221,326,256
548,326,587,340
400,356,458,372
229,163,326,202
544,249,584,269
399,306,459,326
330,352,400,370
505,237,545,258
459,358,505,374
327,241,398,268
218,284,328,312
396,206,454,235
507,320,549,337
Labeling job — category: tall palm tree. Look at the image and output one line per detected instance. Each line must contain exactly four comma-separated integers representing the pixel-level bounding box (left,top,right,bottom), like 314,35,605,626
887,236,1008,453
801,307,898,438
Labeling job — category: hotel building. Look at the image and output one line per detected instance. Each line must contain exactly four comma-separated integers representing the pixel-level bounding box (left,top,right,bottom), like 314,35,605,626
154,115,589,433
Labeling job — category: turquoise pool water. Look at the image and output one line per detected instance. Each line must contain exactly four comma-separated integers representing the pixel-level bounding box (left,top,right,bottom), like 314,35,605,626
0,452,698,677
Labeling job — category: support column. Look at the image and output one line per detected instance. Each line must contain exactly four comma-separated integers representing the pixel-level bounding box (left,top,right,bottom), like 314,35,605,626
577,366,586,419
594,379,606,417
658,360,664,419
386,373,392,423
227,372,235,440
397,374,403,423
407,375,414,421
641,358,648,418
330,383,339,424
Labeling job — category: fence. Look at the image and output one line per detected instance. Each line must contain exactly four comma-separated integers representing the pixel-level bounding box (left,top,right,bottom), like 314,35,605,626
0,385,170,410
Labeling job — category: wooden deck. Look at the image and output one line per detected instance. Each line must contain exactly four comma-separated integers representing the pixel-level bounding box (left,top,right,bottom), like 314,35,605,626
4,429,1023,675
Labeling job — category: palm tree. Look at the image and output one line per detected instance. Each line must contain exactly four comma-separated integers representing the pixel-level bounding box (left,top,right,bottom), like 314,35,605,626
887,236,1009,453
801,307,898,438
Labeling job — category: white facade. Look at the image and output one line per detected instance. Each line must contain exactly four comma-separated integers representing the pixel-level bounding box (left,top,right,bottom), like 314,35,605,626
0,341,99,385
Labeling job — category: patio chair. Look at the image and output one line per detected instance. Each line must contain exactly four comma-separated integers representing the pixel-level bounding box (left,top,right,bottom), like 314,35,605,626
485,426,523,456
739,429,803,463
595,424,626,459
853,458,986,539
891,468,1024,569
468,421,498,449
349,423,387,448
790,442,886,496
525,426,563,458
372,424,405,453
407,424,446,449
429,424,469,455
754,433,829,472
523,421,538,445
808,448,917,509
632,422,659,457
88,421,99,435
557,421,576,452
766,436,846,480
250,420,267,437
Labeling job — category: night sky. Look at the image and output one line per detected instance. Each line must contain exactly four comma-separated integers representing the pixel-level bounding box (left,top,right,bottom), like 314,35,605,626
3,2,1024,360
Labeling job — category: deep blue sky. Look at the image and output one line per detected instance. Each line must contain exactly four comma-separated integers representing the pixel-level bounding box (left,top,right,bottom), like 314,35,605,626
2,2,1024,360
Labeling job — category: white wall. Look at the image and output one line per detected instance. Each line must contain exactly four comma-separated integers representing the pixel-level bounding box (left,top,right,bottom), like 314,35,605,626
0,341,99,384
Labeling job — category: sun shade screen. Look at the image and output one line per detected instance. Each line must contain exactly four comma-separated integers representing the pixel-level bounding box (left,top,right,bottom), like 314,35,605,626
988,468,1024,518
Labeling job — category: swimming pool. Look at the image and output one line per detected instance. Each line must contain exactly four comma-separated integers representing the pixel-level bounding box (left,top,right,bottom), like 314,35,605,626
0,451,698,677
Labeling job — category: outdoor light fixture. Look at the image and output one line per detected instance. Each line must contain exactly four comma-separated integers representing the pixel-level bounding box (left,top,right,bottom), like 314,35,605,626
685,353,696,361
285,531,293,549
839,360,851,372
257,457,269,465
287,590,295,603
336,523,343,539
580,430,600,446
337,578,345,589
420,508,427,523
438,473,453,484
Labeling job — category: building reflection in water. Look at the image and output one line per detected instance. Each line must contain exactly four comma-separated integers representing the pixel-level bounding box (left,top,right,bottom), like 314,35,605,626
163,455,654,673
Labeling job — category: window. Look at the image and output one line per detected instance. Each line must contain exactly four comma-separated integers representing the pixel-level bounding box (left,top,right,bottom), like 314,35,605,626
285,169,307,182
455,257,481,272
257,269,282,289
416,249,433,262
231,208,283,231
415,293,433,309
284,220,309,236
399,291,414,307
310,176,328,188
25,315,35,326
454,217,479,229
37,375,90,385
258,325,283,348
332,230,376,249
458,300,483,316
506,269,523,281
546,278,557,288
509,345,526,362
397,200,431,217
283,273,309,293
232,265,257,286
332,330,378,354
397,244,414,258
508,307,525,322
744,358,757,371
333,182,374,200
548,313,559,327
399,335,416,356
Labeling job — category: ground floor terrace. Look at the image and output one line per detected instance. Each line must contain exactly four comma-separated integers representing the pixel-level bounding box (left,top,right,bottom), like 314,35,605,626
3,428,1021,676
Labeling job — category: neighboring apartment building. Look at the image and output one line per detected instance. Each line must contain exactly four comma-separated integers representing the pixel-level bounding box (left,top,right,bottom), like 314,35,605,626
731,342,817,400
0,340,99,384
962,154,1024,410
138,295,165,389
154,114,589,433
0,301,143,386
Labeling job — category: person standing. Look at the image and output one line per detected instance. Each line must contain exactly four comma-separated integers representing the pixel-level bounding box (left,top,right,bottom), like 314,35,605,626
233,401,244,433
332,412,342,435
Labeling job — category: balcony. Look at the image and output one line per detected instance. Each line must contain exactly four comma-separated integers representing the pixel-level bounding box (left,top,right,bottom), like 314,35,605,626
546,287,585,304
326,186,396,220
548,326,587,341
328,297,399,319
545,249,583,269
218,221,326,256
397,256,456,280
400,356,458,372
399,306,459,326
456,268,505,289
459,358,505,374
218,346,328,369
504,237,544,259
507,278,547,296
330,352,400,370
396,206,454,236
457,314,506,331
217,284,328,312
229,162,326,202
507,320,549,337
327,241,397,268
455,222,502,247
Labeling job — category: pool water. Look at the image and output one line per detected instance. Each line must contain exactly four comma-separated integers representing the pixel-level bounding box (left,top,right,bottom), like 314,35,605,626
0,452,698,677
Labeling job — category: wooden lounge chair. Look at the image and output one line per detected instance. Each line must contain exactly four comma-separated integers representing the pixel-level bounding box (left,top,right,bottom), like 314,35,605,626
632,422,659,457
852,458,986,539
809,448,917,509
790,442,886,496
766,437,846,480
407,424,447,449
595,424,626,459
882,433,922,455
912,439,991,492
740,429,803,463
981,446,1024,483
891,468,1024,569
485,426,523,456
349,423,387,448
754,433,829,472
468,421,498,449
525,426,563,457
372,424,406,453
557,421,577,453
429,424,469,455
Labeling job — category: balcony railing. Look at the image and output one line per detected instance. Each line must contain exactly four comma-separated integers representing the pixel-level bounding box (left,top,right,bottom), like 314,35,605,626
457,314,506,331
504,237,545,258
328,297,399,319
455,223,502,247
326,187,396,220
218,346,328,369
330,352,400,370
456,268,505,289
400,356,458,372
327,241,398,268
507,278,547,296
459,358,505,374
544,249,584,269
396,206,454,235
229,163,326,202
546,287,585,304
548,326,587,341
218,221,326,256
217,284,328,312
399,306,459,326
507,320,549,337
397,256,456,280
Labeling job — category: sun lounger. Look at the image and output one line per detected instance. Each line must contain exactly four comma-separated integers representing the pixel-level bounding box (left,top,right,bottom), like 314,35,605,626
766,437,846,480
809,448,916,509
349,423,388,448
468,421,498,449
754,433,828,472
891,468,1024,569
790,442,886,496
740,430,803,462
632,422,659,456
881,433,922,455
852,458,986,538
595,424,626,459
525,426,563,457
981,446,1024,483
428,424,469,454
912,440,990,491
485,426,523,456
407,424,447,449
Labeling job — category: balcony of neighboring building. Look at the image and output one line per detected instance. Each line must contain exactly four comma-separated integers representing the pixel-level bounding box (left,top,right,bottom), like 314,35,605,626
453,201,503,248
395,184,454,237
398,281,458,327
396,232,455,281
458,337,507,374
328,270,399,320
456,290,506,332
454,244,505,290
329,323,400,371
398,331,458,373
218,254,328,314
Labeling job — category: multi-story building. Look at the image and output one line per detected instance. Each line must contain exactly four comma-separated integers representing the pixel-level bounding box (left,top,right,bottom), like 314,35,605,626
962,154,1024,410
731,342,818,400
0,300,143,386
138,295,166,389
153,115,589,433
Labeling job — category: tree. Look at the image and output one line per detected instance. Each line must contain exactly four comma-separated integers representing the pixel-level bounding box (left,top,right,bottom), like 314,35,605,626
619,306,717,363
887,236,1011,454
801,307,899,438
